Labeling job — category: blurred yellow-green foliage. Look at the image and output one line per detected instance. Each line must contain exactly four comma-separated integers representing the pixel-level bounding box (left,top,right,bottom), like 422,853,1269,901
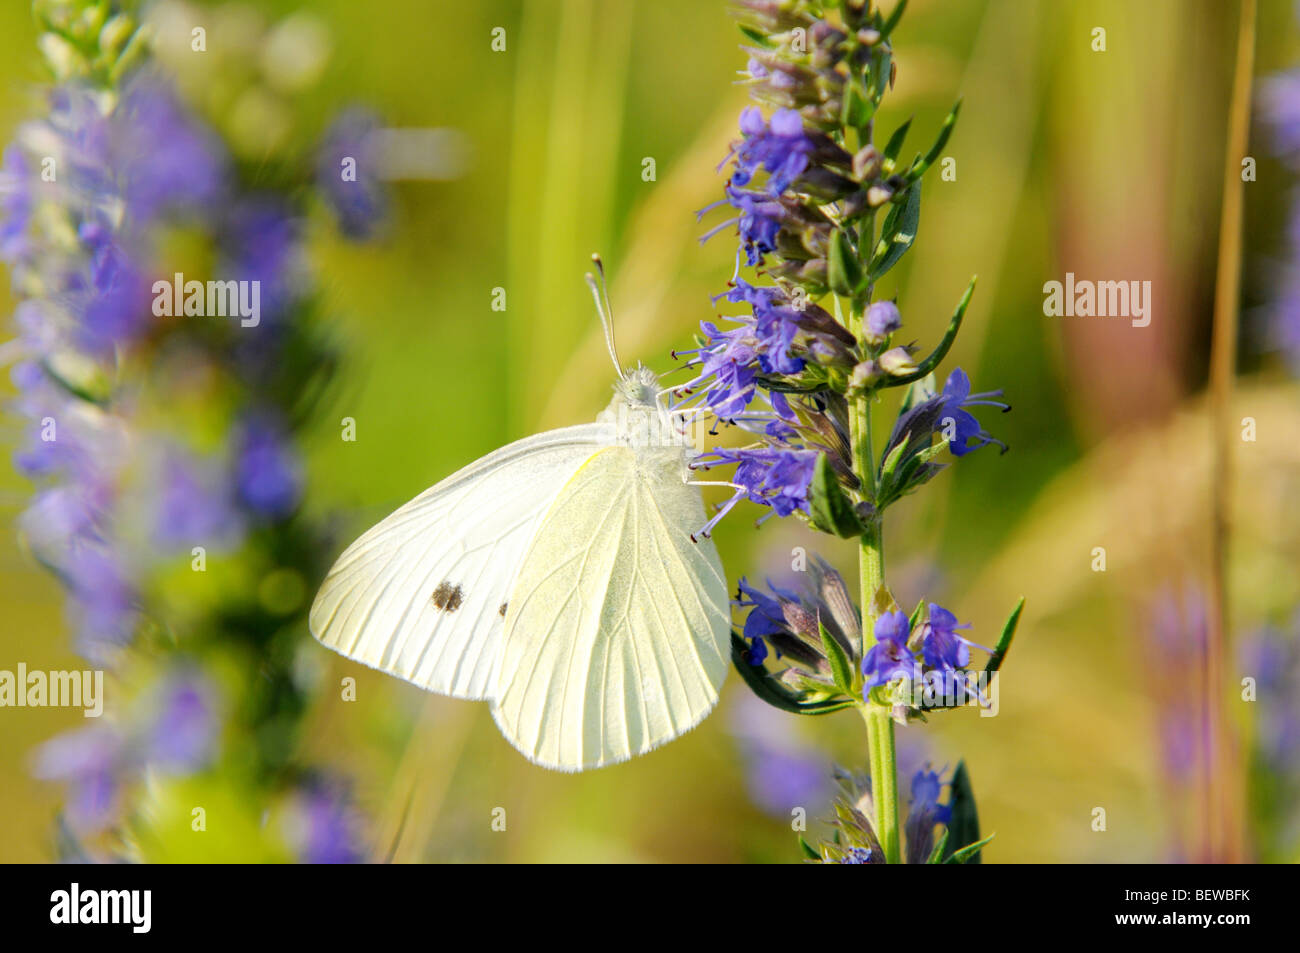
3,0,1299,862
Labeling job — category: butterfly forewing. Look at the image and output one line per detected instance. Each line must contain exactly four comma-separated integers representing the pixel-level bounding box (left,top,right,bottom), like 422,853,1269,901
491,445,731,770
309,424,611,700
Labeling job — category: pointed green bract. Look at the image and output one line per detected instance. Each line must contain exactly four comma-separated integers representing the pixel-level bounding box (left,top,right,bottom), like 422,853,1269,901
799,835,821,860
881,118,913,172
869,48,893,105
820,620,854,695
907,598,926,632
908,99,962,182
730,635,810,714
926,827,950,864
730,634,857,717
828,227,863,297
869,181,921,281
878,439,909,487
843,74,875,129
884,274,977,387
881,0,909,38
808,452,868,537
985,597,1025,674
946,832,996,864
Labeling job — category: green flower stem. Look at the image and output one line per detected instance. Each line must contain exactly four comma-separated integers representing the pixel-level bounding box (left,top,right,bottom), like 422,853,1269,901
859,512,896,862
847,370,897,863
862,703,901,864
842,81,900,859
855,197,902,862
859,509,882,603
844,189,900,861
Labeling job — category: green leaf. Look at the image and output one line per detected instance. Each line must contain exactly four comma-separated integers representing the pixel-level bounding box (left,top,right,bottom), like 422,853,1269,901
882,275,976,387
870,48,893,104
879,455,945,509
868,181,920,281
738,25,772,47
946,832,996,864
907,99,962,182
878,439,909,487
908,598,926,632
943,760,982,864
798,835,821,861
984,597,1025,675
880,118,912,171
827,228,863,297
799,699,858,716
881,0,909,37
926,827,950,864
875,394,951,507
808,452,868,538
842,75,874,129
820,621,854,695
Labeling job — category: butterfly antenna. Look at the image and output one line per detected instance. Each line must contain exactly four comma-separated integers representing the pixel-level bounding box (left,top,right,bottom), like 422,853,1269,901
585,253,625,381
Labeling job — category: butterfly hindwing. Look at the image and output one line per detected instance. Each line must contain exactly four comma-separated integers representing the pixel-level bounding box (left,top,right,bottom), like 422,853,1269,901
309,424,612,700
491,444,731,770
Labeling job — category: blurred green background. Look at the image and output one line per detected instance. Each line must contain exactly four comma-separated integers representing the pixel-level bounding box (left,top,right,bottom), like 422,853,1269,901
3,0,1299,862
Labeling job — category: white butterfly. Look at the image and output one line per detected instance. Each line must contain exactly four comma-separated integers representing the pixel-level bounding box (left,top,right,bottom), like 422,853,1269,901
309,258,731,771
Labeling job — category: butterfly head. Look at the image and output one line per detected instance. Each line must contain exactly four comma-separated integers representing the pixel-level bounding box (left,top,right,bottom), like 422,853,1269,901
587,255,693,455
614,363,661,408
601,363,697,456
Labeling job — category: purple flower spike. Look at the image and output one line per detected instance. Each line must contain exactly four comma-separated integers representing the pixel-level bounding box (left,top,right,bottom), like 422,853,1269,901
839,846,877,864
145,672,219,773
727,107,816,196
0,145,33,260
154,451,244,548
316,108,389,240
678,319,761,418
696,446,816,532
292,782,365,864
114,76,227,222
235,418,304,519
736,577,802,664
861,609,920,691
937,368,1009,457
904,765,953,863
918,604,986,673
32,724,125,834
1262,71,1300,162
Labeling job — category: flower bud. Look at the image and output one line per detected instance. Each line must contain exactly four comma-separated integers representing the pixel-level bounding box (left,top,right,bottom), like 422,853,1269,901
99,13,137,58
879,345,918,376
849,359,881,391
852,144,880,182
796,223,830,258
768,257,829,293
865,300,902,343
38,32,89,81
733,0,806,33
797,167,858,200
867,183,895,207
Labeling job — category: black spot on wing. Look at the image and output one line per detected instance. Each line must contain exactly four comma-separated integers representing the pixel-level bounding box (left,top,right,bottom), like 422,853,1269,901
432,582,464,612
498,602,508,617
